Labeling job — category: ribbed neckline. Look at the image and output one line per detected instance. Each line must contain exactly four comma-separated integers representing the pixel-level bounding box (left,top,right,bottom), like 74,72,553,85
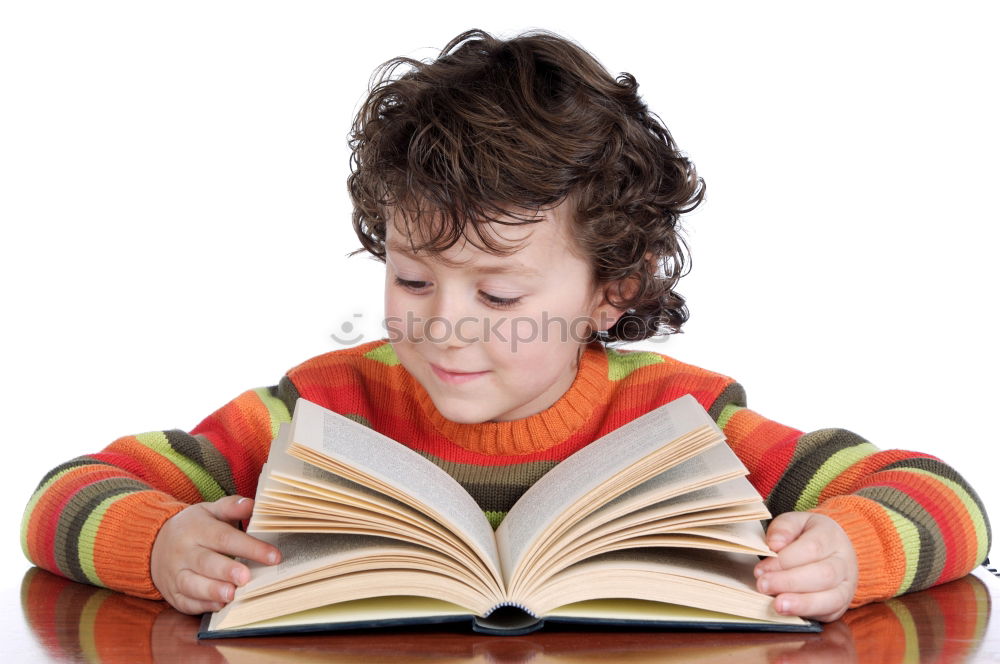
411,341,610,455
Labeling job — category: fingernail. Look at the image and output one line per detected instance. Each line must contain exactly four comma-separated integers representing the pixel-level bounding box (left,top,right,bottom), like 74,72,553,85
237,497,248,505
231,568,244,585
268,551,279,564
777,598,791,613
758,578,769,593
219,585,232,602
769,535,787,548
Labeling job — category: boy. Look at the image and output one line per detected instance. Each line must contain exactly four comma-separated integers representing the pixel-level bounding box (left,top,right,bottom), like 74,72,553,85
21,28,990,624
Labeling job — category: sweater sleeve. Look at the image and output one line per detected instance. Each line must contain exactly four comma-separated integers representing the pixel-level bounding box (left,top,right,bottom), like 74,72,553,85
709,383,992,607
19,381,295,600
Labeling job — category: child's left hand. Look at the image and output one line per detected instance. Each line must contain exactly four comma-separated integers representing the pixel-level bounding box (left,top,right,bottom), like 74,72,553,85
753,512,858,622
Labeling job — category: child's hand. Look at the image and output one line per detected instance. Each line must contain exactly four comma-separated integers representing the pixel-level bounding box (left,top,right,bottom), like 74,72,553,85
753,512,858,622
150,495,281,615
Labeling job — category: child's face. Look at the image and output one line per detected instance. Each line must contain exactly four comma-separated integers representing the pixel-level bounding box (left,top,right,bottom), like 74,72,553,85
384,200,620,424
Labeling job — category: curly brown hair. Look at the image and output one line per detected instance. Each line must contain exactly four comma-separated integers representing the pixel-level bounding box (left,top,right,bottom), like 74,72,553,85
347,28,705,343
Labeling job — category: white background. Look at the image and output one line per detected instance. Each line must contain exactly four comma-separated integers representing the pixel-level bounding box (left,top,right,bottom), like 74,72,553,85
2,1,997,590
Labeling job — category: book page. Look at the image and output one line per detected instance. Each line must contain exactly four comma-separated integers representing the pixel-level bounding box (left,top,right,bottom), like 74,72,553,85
210,595,472,637
496,394,722,586
252,422,414,517
236,532,422,595
594,441,748,517
289,399,502,589
527,548,807,625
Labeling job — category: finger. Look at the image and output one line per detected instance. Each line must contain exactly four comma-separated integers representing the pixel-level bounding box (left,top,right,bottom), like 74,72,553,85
176,566,237,606
757,557,848,595
193,546,254,587
765,512,811,552
773,586,853,622
171,593,227,616
754,556,783,577
773,528,831,570
203,495,256,525
201,515,281,566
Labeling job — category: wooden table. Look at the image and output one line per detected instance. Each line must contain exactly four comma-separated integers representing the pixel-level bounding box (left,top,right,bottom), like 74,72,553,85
7,565,1000,663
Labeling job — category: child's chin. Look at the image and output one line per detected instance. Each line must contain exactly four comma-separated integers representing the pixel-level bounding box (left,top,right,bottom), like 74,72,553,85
431,398,496,424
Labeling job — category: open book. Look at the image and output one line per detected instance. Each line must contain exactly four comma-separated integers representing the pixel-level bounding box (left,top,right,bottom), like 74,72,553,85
199,395,816,638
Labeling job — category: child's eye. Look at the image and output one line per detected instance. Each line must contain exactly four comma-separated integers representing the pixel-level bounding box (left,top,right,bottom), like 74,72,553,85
394,277,429,291
395,277,521,309
480,292,522,309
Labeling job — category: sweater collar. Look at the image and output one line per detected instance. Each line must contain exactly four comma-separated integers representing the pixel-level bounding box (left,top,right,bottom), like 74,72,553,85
410,341,610,455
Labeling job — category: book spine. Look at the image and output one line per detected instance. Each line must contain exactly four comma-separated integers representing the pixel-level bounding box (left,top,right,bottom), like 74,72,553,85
484,600,539,618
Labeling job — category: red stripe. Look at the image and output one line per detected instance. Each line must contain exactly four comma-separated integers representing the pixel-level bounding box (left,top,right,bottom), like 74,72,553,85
750,433,800,499
21,571,66,657
89,451,155,485
190,415,259,497
864,474,971,583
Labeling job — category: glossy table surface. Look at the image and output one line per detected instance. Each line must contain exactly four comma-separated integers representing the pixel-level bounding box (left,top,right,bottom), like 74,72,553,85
7,565,999,663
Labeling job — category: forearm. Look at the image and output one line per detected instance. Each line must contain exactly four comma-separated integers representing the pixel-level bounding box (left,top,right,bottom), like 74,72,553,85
20,385,292,598
716,397,991,606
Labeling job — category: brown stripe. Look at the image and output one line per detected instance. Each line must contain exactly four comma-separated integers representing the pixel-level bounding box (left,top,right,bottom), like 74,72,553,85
766,428,868,514
36,457,115,493
415,454,558,512
707,382,746,421
274,379,300,420
856,485,943,593
54,478,150,584
164,430,237,497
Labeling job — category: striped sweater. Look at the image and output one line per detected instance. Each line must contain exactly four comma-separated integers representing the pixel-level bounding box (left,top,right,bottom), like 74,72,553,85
20,339,992,607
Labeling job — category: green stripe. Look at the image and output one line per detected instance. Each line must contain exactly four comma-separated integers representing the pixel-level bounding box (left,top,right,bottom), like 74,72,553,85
254,386,293,439
364,342,400,366
606,349,664,381
886,599,919,661
77,494,125,586
78,591,105,662
134,432,224,501
485,510,507,529
793,443,877,511
858,485,942,591
885,507,921,594
717,403,743,431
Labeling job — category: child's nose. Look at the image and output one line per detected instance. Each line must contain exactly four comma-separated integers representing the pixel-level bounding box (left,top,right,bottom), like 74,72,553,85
425,292,476,347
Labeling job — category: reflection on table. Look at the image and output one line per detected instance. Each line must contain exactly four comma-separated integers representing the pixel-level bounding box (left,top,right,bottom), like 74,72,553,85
18,566,995,663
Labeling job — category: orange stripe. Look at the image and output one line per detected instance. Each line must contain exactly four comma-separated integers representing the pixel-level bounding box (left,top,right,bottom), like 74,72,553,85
812,494,906,606
841,601,907,662
92,592,164,662
90,492,187,598
723,409,801,483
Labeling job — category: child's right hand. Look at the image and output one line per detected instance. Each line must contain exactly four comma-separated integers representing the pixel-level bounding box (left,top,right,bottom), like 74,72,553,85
150,495,281,615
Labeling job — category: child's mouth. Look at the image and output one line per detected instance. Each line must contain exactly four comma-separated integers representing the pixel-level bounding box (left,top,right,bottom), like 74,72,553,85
430,363,490,384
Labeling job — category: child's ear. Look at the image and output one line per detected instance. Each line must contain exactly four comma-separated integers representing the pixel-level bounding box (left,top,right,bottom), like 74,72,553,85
587,253,655,333
588,276,640,333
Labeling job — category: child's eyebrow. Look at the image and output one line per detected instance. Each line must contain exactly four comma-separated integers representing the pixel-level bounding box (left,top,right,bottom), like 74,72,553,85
386,240,542,278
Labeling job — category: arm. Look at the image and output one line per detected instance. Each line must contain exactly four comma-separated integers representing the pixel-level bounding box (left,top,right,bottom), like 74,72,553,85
711,383,992,608
19,382,295,601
